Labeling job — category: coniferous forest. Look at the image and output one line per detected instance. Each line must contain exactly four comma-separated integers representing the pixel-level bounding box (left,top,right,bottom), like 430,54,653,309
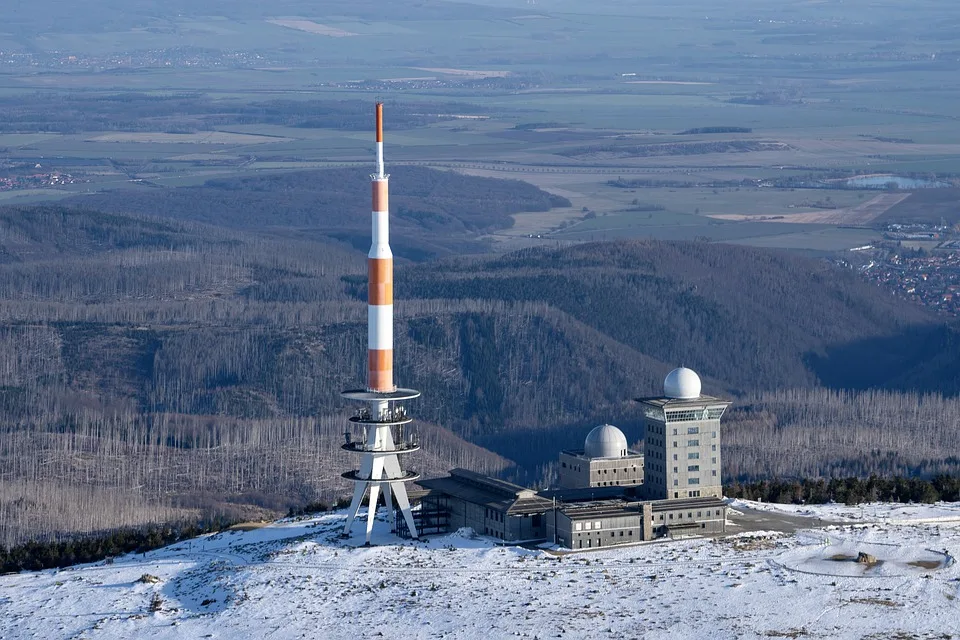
0,168,958,550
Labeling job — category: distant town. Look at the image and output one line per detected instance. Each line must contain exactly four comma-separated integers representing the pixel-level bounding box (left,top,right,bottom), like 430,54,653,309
840,223,960,317
0,170,84,191
0,47,281,71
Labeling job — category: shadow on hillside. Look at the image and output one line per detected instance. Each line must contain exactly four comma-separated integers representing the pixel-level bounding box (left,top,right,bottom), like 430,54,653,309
806,323,960,395
475,416,648,485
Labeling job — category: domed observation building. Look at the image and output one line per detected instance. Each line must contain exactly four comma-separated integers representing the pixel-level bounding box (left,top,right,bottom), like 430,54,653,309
637,367,731,501
558,424,644,489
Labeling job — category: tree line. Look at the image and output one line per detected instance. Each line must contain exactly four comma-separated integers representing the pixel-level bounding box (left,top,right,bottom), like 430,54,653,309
0,93,478,135
0,516,238,574
725,475,960,505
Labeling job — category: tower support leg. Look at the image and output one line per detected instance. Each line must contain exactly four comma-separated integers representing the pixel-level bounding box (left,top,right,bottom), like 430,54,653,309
384,453,418,539
384,483,396,531
342,482,368,536
361,456,386,544
365,482,382,545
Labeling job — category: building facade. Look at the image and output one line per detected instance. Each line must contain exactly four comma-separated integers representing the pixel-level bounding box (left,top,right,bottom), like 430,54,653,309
544,494,726,549
558,424,644,489
416,468,553,542
638,367,730,501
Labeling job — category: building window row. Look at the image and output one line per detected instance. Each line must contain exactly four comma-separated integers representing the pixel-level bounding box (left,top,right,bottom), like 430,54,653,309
664,410,702,422
485,508,503,522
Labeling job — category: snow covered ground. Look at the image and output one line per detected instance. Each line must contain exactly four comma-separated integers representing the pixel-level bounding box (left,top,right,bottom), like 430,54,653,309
729,498,960,525
1,501,959,639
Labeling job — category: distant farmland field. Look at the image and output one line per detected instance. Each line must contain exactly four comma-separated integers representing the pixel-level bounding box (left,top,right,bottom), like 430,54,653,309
85,132,291,144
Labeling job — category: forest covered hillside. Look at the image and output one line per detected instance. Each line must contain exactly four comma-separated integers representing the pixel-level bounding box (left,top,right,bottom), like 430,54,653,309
399,241,949,395
68,167,571,260
0,204,958,546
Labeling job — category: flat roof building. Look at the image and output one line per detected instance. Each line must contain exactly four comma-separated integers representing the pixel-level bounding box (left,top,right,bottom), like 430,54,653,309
541,487,726,549
637,367,730,501
558,424,644,489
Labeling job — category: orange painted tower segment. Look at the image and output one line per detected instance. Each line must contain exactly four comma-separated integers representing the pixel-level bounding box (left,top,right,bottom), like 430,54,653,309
367,350,393,391
368,258,393,305
372,181,388,212
376,103,383,143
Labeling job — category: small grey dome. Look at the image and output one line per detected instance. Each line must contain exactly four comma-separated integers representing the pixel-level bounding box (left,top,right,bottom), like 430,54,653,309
664,367,701,399
584,424,628,459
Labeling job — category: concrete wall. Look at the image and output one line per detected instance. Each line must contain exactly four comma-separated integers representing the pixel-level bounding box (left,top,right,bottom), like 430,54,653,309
547,501,725,549
559,451,644,489
558,452,590,488
586,456,644,488
507,513,544,542
549,508,647,550
447,499,509,539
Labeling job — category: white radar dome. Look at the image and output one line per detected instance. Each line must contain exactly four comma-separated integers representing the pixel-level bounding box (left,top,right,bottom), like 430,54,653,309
584,424,628,459
664,367,701,400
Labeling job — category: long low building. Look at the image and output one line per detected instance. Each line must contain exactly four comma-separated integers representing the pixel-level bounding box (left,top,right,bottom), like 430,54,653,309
405,474,728,549
415,468,553,542
542,490,726,549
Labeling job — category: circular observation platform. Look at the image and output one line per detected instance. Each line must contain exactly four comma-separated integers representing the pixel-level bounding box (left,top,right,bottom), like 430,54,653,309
341,388,421,402
348,415,413,427
341,470,420,483
341,442,420,454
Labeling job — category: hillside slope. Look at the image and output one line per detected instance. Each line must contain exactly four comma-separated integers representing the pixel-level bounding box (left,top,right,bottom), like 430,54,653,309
67,167,571,260
400,241,946,395
0,206,958,545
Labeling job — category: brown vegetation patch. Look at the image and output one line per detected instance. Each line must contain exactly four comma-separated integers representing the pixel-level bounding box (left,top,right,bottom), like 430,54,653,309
877,188,960,225
848,597,902,608
266,19,359,37
908,559,942,570
726,536,785,552
414,67,510,79
708,193,909,225
228,521,270,532
624,80,714,85
765,629,809,638
563,140,785,160
829,553,856,561
86,132,290,145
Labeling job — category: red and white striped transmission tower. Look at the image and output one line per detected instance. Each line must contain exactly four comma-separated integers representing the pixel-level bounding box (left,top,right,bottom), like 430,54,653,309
341,103,421,544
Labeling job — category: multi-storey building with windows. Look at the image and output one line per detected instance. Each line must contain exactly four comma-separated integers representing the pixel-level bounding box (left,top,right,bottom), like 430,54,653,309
637,367,730,501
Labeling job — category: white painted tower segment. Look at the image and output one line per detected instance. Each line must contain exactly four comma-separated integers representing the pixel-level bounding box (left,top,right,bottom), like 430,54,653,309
368,306,393,350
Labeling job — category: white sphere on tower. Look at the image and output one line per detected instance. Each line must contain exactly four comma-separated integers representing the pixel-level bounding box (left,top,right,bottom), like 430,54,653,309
584,424,629,459
664,367,701,399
